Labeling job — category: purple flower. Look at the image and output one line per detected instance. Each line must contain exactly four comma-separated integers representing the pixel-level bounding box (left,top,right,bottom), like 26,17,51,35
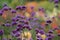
16,6,21,10
20,15,25,19
35,28,39,34
0,30,4,36
2,38,7,40
39,30,45,35
37,38,43,40
19,20,25,23
46,20,52,24
53,27,59,31
5,23,11,27
46,33,54,38
45,37,52,40
11,17,16,21
12,30,17,34
15,33,20,37
54,0,59,3
36,35,40,38
11,9,16,13
23,24,29,28
27,17,33,21
33,18,38,21
16,27,21,31
3,6,9,11
16,18,20,21
21,6,26,10
48,30,53,34
17,24,22,27
26,26,32,30
11,21,17,26
24,21,29,25
30,6,34,9
12,31,20,37
31,12,36,17
15,15,20,18
38,7,45,12
0,11,3,16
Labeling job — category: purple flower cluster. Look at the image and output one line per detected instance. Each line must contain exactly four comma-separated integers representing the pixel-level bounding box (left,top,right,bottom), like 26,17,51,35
35,28,55,40
54,0,59,8
0,30,4,36
0,3,60,40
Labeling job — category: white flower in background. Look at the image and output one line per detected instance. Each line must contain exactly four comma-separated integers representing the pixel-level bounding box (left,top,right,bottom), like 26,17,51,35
21,31,32,40
25,12,31,18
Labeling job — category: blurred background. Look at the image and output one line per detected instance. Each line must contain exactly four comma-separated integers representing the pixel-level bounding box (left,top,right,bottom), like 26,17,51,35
0,0,60,11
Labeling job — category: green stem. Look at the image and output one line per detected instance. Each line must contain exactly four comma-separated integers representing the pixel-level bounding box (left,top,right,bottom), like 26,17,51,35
1,35,3,40
7,35,9,40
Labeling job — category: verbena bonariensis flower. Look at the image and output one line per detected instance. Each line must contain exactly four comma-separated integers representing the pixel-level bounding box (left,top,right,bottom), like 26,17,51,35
5,23,11,27
46,33,54,38
45,37,52,40
54,0,59,8
0,3,60,40
39,7,45,12
0,11,3,16
11,9,16,13
37,38,43,40
17,24,23,30
36,30,46,40
11,17,17,21
15,32,20,37
23,24,32,30
54,0,59,4
30,6,34,9
11,21,17,26
15,15,20,18
48,30,53,34
46,20,52,24
0,30,4,36
39,30,45,35
35,28,39,34
16,6,21,10
11,30,20,37
31,12,36,17
21,6,26,10
2,6,9,11
2,38,7,40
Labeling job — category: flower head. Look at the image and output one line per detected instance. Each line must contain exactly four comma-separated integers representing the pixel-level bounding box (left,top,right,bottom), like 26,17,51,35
54,0,59,4
11,9,16,13
3,6,9,11
0,30,4,36
0,11,3,16
22,6,26,10
16,6,21,10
